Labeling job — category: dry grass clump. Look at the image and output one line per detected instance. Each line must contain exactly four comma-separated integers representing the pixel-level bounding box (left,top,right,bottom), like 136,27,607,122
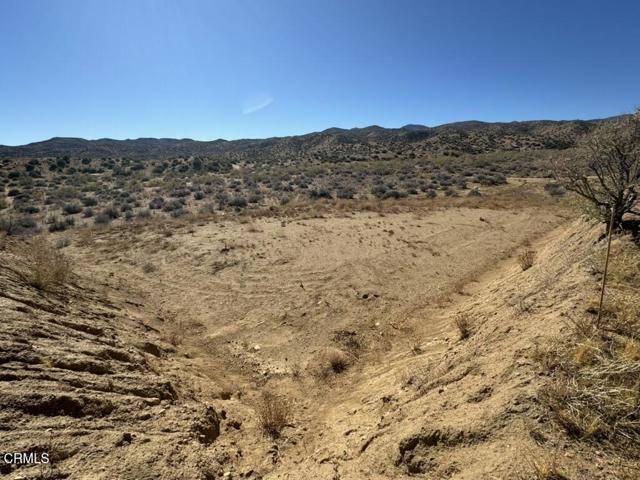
454,314,471,340
142,262,157,274
313,349,351,380
328,350,349,373
15,236,72,291
518,249,536,271
255,392,291,438
537,239,640,452
607,242,640,290
518,453,570,480
539,332,640,444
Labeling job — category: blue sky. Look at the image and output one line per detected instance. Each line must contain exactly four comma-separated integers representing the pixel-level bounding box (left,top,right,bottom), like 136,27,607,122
1,0,639,145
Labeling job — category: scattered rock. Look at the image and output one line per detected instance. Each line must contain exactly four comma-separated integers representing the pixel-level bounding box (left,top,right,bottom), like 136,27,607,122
192,405,221,444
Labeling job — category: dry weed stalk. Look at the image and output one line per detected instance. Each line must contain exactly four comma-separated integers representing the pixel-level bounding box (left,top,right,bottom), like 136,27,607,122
255,392,291,438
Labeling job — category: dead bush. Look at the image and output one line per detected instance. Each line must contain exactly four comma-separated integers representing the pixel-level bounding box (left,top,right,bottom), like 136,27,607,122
15,236,72,291
518,250,536,271
531,340,565,373
328,350,349,373
454,314,471,340
255,392,291,438
312,349,351,380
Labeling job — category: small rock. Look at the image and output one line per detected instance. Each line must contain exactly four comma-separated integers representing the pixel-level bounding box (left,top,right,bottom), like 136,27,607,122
192,406,221,444
116,432,133,446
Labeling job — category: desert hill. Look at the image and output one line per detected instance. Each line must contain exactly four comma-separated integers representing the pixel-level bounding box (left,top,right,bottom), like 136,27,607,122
0,115,617,238
0,117,618,160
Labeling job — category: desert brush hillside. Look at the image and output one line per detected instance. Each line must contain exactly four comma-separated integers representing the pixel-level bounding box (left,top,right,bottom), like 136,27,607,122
0,117,621,238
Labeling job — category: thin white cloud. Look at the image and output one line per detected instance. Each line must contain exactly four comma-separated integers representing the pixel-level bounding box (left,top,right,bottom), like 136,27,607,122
242,94,274,115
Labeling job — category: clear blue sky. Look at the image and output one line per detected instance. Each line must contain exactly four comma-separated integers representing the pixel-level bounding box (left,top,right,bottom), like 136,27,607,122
1,0,639,145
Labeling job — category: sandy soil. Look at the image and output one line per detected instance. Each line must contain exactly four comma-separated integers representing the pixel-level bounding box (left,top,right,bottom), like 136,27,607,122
75,205,560,391
6,188,625,479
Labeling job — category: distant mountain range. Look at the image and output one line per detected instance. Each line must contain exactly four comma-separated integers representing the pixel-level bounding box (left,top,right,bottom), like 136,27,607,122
0,117,620,160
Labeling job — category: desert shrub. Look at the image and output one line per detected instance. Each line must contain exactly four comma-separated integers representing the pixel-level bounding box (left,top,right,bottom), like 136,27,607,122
199,202,216,215
228,196,248,209
163,199,184,212
333,329,361,352
544,182,566,197
336,187,355,199
328,350,349,373
149,197,165,210
62,203,82,215
476,173,507,186
83,207,94,218
309,188,332,200
137,209,152,219
55,237,71,249
454,314,471,340
255,392,291,438
102,206,120,219
21,205,40,214
172,188,190,198
94,212,112,225
314,349,351,379
193,191,205,200
48,216,75,232
215,192,229,207
371,185,388,198
0,216,38,236
383,189,407,199
518,250,536,271
247,192,262,204
16,236,72,291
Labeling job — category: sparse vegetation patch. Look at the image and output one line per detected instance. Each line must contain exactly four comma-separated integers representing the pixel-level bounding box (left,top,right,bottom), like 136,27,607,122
14,236,72,291
255,392,291,438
